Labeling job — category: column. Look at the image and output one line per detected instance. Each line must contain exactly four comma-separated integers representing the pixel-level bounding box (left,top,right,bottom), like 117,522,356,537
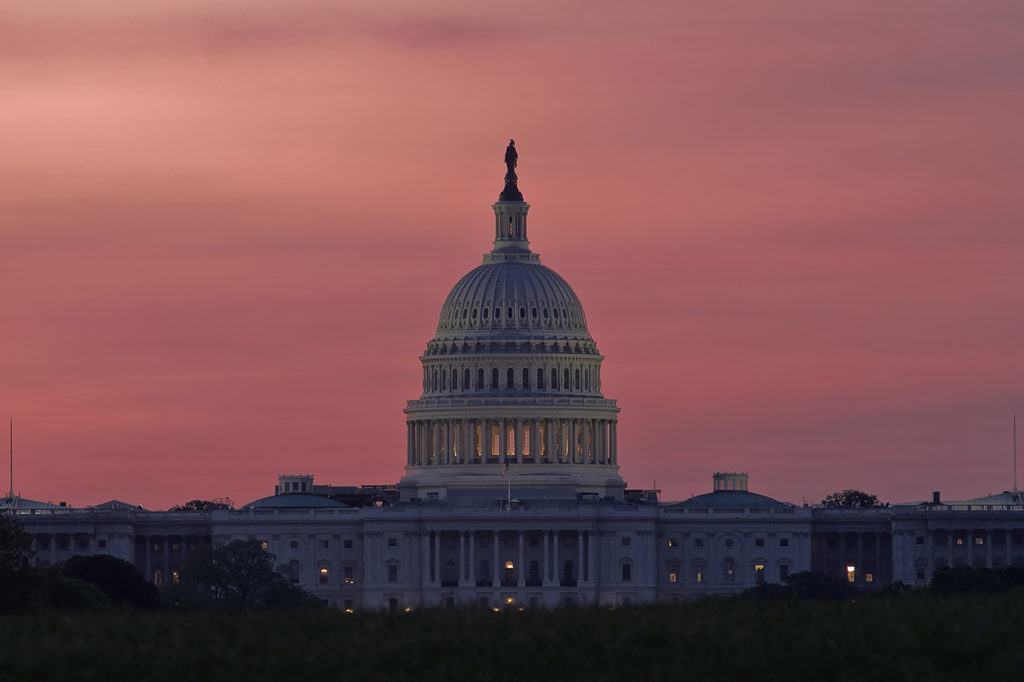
986,530,993,568
434,532,441,585
459,532,467,586
569,420,577,464
423,533,431,584
469,532,476,583
518,532,525,587
543,530,551,586
515,419,524,464
447,420,455,464
499,419,507,458
431,421,440,464
553,531,560,583
606,417,614,464
493,531,500,586
856,534,864,584
587,532,596,586
577,532,584,585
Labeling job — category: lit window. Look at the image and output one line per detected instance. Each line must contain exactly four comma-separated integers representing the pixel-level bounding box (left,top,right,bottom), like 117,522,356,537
696,571,704,583
669,572,678,583
865,573,874,583
779,564,789,580
956,537,964,546
667,539,678,548
754,563,765,582
505,596,515,605
320,567,329,584
505,560,514,570
172,571,180,584
974,536,984,546
344,566,355,584
846,565,856,583
260,541,268,550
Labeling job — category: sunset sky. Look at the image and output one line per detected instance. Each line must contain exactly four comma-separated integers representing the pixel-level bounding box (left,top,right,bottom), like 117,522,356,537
2,1,1022,510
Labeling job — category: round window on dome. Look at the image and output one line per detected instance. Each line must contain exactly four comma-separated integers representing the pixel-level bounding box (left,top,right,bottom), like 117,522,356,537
531,307,538,319
462,309,468,320
553,308,559,319
519,307,526,319
483,308,489,319
507,307,513,319
471,309,478,320
562,308,567,320
495,307,501,319
543,308,549,319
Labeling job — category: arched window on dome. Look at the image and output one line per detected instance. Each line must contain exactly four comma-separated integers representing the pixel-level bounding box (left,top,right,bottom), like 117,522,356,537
432,370,438,392
495,306,501,320
584,369,590,391
442,371,447,391
522,368,530,389
519,307,526,320
575,369,581,390
477,368,484,391
537,368,544,390
507,307,513,320
491,368,499,390
464,369,471,391
551,369,558,390
507,368,514,389
564,369,570,391
451,369,458,390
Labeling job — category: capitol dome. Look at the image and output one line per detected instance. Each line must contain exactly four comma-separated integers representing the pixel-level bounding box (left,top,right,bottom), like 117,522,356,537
399,142,624,501
435,261,590,340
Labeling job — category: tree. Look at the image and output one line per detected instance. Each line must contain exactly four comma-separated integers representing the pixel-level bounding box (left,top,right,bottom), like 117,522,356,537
165,539,317,610
168,499,234,511
821,490,881,508
0,510,33,611
63,554,159,608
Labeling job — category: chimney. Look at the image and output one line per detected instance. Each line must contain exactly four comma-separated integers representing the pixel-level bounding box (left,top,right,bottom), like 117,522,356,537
932,491,941,504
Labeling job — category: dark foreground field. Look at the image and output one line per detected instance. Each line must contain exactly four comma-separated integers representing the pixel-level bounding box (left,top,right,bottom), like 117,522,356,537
2,592,1021,681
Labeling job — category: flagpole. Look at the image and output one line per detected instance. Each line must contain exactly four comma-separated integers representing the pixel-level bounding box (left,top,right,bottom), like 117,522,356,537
8,417,13,499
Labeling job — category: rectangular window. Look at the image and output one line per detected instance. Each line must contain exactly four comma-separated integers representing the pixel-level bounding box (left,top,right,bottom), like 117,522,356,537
865,573,874,583
344,566,355,584
696,570,703,583
153,570,162,586
974,536,984,546
668,572,678,583
621,564,632,581
97,539,107,549
319,567,329,584
754,563,765,582
320,539,329,550
388,538,398,548
260,540,268,550
667,538,678,548
387,564,398,583
779,538,789,547
694,538,704,548
779,564,789,580
755,538,764,548
916,536,925,545
621,537,631,546
171,543,180,551
344,540,353,549
956,537,964,546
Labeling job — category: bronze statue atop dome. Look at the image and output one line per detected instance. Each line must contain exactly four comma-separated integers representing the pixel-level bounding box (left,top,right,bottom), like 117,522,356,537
499,138,524,201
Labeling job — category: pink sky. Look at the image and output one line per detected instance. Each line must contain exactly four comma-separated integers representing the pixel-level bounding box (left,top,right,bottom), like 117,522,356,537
2,1,1022,509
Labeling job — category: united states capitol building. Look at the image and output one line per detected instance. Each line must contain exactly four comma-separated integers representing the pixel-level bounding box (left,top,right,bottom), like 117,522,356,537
6,144,1024,609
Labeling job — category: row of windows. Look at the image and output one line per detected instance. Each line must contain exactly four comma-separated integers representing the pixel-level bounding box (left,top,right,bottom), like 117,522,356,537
442,304,582,329
688,537,790,549
426,365,598,394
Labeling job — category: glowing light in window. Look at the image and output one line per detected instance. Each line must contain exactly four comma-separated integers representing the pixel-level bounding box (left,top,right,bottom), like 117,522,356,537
846,565,856,583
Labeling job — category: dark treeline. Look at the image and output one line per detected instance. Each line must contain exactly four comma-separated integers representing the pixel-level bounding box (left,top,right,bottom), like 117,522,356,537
0,511,316,613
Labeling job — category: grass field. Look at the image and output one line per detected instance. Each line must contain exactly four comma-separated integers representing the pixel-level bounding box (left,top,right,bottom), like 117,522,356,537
2,592,1021,681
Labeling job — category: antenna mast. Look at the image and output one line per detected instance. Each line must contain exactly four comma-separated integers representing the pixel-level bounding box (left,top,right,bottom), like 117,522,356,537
8,417,13,499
